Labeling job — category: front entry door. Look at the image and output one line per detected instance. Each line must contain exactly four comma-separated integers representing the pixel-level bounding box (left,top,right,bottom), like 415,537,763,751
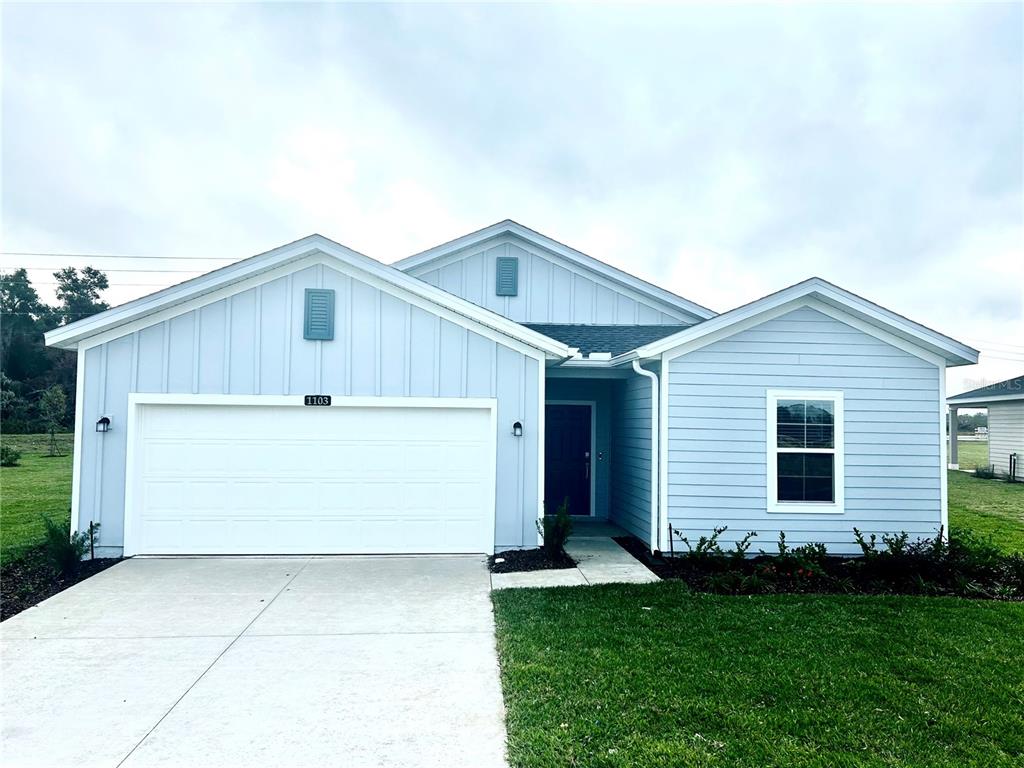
545,404,592,516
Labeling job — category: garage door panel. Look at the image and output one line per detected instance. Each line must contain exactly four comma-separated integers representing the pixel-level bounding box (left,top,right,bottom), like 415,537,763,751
129,402,494,555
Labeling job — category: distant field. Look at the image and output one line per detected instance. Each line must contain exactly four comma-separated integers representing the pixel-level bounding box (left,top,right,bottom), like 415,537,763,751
948,470,1024,553
955,438,988,470
0,433,74,563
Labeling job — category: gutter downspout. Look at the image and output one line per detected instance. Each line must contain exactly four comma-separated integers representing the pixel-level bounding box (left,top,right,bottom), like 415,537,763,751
632,359,660,553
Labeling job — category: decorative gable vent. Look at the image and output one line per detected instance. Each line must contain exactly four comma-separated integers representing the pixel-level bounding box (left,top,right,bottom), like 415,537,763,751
495,256,519,297
303,288,335,341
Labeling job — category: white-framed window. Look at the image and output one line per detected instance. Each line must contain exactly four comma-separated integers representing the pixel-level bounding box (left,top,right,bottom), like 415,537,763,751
766,389,845,514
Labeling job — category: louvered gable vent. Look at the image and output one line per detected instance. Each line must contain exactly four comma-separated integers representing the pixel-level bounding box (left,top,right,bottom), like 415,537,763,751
303,288,335,341
495,256,519,297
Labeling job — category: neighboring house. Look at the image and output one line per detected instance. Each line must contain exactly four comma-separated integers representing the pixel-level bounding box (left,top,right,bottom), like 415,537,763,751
947,375,1024,480
45,221,979,558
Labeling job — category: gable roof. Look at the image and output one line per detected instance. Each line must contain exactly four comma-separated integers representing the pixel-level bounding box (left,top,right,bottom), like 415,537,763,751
392,220,717,322
947,375,1024,405
43,234,574,358
622,277,979,367
524,323,689,357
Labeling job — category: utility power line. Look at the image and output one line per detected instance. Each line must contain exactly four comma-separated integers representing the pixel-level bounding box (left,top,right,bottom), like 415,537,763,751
3,265,207,274
0,251,235,261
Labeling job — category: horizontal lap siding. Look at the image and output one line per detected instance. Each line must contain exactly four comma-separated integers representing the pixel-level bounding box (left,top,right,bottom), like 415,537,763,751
666,306,941,556
77,263,540,551
988,402,1024,479
610,370,654,542
412,235,697,325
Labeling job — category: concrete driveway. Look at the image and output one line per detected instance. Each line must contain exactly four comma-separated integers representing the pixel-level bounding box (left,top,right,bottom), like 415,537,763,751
1,556,507,768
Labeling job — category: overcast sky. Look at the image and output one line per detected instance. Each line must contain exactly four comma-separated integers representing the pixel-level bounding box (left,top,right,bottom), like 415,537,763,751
2,2,1021,394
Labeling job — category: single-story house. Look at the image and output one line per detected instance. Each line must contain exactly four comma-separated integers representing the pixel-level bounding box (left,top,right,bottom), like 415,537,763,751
45,221,979,557
947,375,1024,480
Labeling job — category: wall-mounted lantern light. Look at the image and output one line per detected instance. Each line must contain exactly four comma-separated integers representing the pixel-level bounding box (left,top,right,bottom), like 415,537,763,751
95,416,112,433
512,421,523,437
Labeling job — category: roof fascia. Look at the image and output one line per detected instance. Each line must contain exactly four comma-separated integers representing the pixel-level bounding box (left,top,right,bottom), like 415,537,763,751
393,221,717,322
946,393,1024,406
633,279,977,366
47,235,572,359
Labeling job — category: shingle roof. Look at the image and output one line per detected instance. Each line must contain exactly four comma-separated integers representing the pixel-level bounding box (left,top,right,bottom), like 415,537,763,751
947,374,1024,404
523,323,692,357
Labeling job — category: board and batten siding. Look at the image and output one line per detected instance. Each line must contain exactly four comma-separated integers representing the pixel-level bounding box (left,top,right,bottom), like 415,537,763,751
665,306,942,556
408,235,699,326
76,263,541,553
988,402,1024,479
609,368,656,543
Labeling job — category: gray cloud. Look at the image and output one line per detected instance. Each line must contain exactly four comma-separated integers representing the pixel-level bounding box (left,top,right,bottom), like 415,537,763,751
1,2,1021,391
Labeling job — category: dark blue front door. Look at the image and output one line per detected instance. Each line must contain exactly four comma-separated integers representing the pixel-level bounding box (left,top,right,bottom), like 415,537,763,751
545,404,592,516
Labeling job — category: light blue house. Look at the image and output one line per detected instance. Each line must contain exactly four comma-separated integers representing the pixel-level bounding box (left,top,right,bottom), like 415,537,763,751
45,221,978,557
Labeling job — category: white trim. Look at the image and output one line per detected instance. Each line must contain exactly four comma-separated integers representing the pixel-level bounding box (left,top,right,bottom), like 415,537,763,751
72,254,557,364
69,349,86,535
635,295,951,369
946,393,1024,406
126,392,498,409
631,360,660,553
939,364,949,539
45,235,571,359
545,400,598,517
766,389,846,515
122,393,499,557
536,363,546,546
659,353,670,551
393,221,716,321
636,278,978,366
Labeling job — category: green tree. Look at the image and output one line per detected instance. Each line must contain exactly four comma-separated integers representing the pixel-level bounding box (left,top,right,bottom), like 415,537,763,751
38,384,68,456
0,372,31,432
52,266,109,326
0,269,49,381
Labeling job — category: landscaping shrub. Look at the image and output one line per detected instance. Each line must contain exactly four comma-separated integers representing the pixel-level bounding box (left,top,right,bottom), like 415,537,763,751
653,525,1024,600
0,443,21,467
536,497,573,558
41,516,98,577
973,464,998,479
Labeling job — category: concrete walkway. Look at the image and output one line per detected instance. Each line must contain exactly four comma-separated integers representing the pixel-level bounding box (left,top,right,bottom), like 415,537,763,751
1,556,507,768
490,520,659,590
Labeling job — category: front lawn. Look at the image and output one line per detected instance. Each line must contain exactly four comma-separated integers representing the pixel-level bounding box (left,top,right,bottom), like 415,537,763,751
954,438,988,471
948,469,1024,553
0,433,74,564
494,584,1024,768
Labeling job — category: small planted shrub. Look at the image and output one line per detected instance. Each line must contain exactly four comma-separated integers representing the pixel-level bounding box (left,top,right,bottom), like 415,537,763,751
973,464,998,479
41,517,99,578
655,525,1023,600
0,443,21,467
536,497,573,557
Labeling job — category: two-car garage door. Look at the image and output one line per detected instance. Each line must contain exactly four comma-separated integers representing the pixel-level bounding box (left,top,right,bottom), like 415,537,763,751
125,399,496,555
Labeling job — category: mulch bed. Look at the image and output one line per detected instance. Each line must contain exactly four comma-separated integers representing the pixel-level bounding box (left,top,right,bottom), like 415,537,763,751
614,536,676,578
1,546,121,621
488,548,576,573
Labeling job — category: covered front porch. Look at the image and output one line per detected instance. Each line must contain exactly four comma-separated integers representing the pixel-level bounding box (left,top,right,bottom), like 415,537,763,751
543,366,659,551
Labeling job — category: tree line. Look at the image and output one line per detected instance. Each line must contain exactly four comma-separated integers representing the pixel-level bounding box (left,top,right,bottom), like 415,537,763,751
1,267,110,436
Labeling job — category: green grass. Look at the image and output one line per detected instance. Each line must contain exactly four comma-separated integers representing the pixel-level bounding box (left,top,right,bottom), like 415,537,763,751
954,438,988,471
494,584,1024,768
0,433,74,564
948,469,1024,553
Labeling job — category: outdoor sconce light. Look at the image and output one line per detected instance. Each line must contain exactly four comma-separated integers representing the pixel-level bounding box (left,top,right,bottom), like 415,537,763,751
512,421,523,437
95,416,111,433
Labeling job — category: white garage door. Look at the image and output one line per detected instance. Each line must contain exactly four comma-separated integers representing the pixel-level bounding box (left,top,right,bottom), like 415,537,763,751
125,399,496,555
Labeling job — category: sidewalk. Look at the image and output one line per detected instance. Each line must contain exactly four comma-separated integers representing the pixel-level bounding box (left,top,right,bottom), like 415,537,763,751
490,521,659,590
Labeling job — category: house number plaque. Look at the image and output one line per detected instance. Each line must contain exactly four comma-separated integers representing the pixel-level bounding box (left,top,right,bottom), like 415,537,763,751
303,395,332,406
